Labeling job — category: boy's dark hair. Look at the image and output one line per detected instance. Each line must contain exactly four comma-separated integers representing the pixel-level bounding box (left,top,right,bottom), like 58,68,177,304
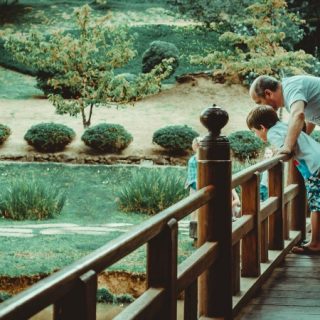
246,105,279,130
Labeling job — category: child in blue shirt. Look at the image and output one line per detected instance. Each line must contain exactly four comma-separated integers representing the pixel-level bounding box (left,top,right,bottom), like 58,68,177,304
186,137,200,240
247,105,320,255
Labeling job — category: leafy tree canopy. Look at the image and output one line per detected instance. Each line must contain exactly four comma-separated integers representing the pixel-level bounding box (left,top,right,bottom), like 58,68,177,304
4,5,173,127
189,0,316,84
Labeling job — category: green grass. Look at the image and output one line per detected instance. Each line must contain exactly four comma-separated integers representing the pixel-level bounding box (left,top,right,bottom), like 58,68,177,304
0,0,221,98
0,162,192,276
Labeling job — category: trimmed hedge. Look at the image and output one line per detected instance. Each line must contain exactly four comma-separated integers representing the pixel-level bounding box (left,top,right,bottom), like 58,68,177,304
0,124,11,145
24,123,75,152
228,130,265,160
81,123,133,153
152,125,199,153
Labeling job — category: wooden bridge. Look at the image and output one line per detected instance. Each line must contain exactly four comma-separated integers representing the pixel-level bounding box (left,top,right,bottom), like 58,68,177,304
0,105,315,320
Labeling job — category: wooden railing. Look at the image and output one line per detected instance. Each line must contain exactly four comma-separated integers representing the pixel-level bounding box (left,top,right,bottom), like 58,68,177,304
0,106,308,320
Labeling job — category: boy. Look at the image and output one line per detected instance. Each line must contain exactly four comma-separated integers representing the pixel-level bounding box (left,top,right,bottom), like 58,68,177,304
246,105,320,255
260,147,274,201
186,137,200,240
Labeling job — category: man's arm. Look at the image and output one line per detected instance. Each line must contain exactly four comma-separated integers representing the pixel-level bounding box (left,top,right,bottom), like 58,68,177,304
306,121,316,135
280,101,305,154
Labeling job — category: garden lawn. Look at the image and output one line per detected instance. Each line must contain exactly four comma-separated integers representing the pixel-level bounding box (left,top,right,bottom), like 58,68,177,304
0,162,193,277
0,0,223,98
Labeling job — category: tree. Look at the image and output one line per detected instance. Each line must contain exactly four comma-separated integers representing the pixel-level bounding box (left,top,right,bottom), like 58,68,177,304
5,5,172,127
190,0,314,84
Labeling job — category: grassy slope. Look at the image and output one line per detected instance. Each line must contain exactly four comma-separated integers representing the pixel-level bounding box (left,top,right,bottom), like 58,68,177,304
0,162,192,276
0,0,220,87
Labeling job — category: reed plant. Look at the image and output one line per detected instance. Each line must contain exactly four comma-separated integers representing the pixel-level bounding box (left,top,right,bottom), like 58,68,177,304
116,168,187,215
0,176,66,220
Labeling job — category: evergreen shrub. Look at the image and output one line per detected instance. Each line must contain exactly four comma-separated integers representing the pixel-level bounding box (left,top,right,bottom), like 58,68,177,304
0,291,11,302
116,168,188,215
24,123,75,152
142,40,179,77
228,130,264,160
152,125,199,153
81,123,133,153
0,176,66,220
0,124,11,144
96,288,134,304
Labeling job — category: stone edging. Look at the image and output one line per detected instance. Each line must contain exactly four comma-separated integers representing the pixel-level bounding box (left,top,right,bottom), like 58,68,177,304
0,153,188,166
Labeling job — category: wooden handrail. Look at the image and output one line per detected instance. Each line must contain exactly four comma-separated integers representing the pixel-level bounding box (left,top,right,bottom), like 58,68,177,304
232,154,289,188
0,107,308,320
0,186,214,320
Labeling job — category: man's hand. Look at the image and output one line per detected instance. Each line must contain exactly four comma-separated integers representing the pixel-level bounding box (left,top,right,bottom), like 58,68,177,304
276,146,294,160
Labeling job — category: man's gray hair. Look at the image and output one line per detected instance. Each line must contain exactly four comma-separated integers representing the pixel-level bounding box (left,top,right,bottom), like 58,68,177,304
250,75,280,98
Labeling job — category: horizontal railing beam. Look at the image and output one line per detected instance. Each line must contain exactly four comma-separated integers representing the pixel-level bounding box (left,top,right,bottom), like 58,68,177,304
113,288,165,320
232,154,289,188
177,241,218,294
231,215,253,246
0,186,215,320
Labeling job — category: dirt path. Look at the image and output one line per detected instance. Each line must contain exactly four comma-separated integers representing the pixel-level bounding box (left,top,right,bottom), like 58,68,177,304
0,78,255,160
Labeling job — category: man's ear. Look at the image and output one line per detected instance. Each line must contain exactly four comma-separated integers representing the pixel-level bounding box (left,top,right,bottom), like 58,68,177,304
264,89,272,98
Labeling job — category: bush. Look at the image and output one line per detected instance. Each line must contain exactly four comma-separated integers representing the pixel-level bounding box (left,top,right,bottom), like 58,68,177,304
0,291,11,302
24,123,75,152
152,125,199,153
81,123,133,153
311,130,320,143
96,288,115,303
228,130,265,160
142,40,179,77
96,288,134,304
116,168,188,215
0,124,11,145
0,176,66,220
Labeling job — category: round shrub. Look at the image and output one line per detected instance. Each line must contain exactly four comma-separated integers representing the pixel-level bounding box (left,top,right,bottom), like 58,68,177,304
228,130,265,160
311,130,320,143
0,176,66,220
81,123,133,153
142,40,179,77
24,122,75,152
152,125,199,153
0,124,11,145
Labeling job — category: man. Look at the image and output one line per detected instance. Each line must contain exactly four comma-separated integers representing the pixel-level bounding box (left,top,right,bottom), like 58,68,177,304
249,74,320,154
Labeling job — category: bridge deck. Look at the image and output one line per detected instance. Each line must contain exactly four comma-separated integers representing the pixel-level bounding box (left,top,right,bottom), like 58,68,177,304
236,252,320,320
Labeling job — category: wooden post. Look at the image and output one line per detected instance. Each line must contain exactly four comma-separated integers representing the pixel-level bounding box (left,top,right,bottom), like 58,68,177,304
147,218,178,320
53,270,97,320
184,281,198,320
241,173,261,277
197,104,232,319
287,159,307,239
232,242,240,295
268,162,284,250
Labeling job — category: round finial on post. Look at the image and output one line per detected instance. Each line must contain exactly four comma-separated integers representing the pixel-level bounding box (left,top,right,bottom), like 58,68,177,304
200,104,229,137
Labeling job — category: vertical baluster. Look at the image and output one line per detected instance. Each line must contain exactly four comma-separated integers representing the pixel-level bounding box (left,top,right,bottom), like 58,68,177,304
184,281,198,320
197,105,232,320
54,270,97,320
260,219,269,262
241,173,261,277
232,242,241,295
147,218,178,320
287,159,307,239
269,162,284,250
